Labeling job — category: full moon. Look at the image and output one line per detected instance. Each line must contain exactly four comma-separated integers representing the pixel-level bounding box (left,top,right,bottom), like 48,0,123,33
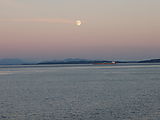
76,20,81,26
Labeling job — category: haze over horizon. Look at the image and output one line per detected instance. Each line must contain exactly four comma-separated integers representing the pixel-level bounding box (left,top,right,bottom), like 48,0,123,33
0,0,160,60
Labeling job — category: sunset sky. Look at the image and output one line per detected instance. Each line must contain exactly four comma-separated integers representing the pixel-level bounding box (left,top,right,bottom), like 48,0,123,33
0,0,160,60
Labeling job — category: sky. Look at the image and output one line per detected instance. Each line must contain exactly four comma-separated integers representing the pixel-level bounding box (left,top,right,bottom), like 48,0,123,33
0,0,160,60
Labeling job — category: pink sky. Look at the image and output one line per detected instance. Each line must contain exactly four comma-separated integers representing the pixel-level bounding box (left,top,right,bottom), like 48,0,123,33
0,0,160,60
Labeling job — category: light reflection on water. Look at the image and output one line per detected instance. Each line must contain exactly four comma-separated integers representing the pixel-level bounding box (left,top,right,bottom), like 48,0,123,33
0,71,15,75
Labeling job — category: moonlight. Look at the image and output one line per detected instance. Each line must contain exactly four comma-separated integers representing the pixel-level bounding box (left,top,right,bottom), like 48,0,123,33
76,20,82,26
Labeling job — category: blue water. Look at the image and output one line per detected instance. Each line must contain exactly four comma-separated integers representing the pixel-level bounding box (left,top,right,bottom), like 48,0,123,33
0,64,160,120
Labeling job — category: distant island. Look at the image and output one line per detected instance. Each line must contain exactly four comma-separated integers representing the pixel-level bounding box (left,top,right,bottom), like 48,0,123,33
0,58,160,65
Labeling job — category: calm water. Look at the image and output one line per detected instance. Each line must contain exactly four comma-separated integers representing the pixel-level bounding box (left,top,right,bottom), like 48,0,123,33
0,64,160,120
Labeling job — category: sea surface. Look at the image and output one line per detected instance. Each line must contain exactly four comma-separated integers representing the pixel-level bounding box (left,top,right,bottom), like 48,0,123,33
0,63,160,120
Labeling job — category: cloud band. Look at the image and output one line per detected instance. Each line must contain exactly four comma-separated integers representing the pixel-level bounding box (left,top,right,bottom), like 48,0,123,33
0,18,75,24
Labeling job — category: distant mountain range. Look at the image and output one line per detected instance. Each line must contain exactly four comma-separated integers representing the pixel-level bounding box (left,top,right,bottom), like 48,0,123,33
0,58,25,65
138,59,160,63
38,58,160,64
0,58,160,65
